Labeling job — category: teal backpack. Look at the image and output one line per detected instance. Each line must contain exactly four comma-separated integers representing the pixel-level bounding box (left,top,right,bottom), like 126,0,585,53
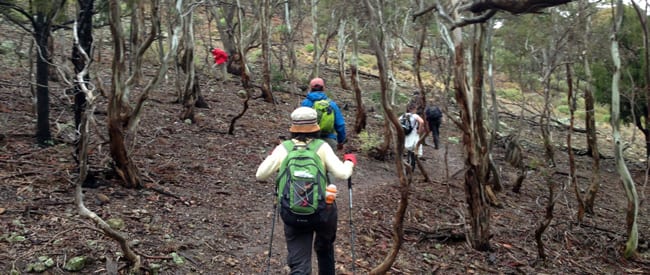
276,139,328,224
313,99,335,133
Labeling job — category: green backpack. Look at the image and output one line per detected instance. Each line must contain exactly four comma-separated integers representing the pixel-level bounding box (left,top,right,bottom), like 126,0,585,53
313,99,335,133
276,139,328,218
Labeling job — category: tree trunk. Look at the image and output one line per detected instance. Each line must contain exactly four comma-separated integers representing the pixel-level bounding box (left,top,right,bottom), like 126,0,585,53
534,171,556,261
337,19,350,90
34,12,52,145
283,0,299,94
129,0,145,84
350,19,367,134
350,65,367,133
540,50,556,167
611,0,639,259
582,0,600,213
465,23,491,251
414,19,426,93
259,0,274,103
72,0,94,162
486,20,503,192
362,1,410,273
631,2,650,158
179,6,199,122
310,0,319,78
567,63,585,222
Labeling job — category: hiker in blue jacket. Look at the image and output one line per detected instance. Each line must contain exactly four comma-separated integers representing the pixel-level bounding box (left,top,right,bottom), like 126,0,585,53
301,77,347,151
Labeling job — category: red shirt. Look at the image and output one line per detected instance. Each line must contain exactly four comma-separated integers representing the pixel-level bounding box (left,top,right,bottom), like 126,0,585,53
211,48,228,65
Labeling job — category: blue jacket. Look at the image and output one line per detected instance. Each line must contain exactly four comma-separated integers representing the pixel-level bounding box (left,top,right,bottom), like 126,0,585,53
301,92,346,144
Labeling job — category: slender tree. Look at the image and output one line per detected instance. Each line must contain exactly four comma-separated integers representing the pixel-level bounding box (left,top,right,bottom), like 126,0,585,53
106,0,180,188
259,0,274,103
72,0,94,164
362,0,411,273
581,0,601,214
350,18,367,134
611,0,639,259
0,0,66,145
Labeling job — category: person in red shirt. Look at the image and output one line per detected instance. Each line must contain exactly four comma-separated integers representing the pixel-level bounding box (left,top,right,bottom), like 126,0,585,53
210,47,228,80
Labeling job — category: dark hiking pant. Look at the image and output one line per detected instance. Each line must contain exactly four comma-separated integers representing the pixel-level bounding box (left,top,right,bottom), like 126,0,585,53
428,118,441,149
284,205,338,275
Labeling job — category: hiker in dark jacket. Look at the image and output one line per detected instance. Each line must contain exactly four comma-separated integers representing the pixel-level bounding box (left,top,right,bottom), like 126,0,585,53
425,105,443,149
256,107,357,275
301,78,347,151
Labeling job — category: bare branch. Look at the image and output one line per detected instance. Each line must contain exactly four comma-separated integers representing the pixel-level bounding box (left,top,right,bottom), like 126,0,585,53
451,10,497,30
459,0,574,14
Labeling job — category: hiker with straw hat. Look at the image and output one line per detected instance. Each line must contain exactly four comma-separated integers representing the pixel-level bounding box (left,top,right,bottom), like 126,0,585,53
256,107,357,274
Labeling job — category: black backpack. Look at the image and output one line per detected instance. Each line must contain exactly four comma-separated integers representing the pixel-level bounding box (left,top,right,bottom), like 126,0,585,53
426,106,442,120
399,113,415,135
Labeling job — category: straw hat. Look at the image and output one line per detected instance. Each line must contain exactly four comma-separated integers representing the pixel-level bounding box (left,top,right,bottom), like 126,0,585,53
289,107,320,133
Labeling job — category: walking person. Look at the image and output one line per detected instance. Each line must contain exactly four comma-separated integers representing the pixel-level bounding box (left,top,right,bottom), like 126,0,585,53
400,103,425,171
209,47,228,80
301,78,347,151
256,107,357,275
425,105,443,149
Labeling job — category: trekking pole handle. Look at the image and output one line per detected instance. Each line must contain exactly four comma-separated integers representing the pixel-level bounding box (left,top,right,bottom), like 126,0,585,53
347,177,352,189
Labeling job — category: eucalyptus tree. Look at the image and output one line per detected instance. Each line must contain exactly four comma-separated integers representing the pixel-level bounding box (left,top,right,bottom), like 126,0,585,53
349,17,368,134
178,1,202,121
0,0,66,146
310,0,319,78
259,0,273,103
71,21,142,271
106,0,181,188
611,0,639,259
72,0,94,163
414,0,577,253
579,0,601,214
361,1,411,273
631,1,650,161
591,4,650,156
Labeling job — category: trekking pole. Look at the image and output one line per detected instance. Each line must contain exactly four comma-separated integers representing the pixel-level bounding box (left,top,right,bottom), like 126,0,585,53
265,197,281,275
347,177,356,275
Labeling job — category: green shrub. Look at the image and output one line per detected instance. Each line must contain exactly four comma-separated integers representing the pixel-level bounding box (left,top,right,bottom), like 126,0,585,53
556,105,570,115
496,88,523,101
275,24,289,35
594,103,611,123
358,130,382,153
270,63,284,84
304,44,315,53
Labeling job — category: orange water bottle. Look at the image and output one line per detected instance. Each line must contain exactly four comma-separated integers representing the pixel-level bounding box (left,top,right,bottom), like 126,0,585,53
325,184,337,204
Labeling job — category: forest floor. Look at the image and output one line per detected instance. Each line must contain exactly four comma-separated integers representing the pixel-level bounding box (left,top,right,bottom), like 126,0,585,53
1,36,650,275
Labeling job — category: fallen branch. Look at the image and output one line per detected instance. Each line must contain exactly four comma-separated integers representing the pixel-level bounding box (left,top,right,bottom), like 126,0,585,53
404,226,466,244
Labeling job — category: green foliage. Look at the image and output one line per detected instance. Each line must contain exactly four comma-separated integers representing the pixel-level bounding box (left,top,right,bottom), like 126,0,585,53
275,24,289,35
556,104,570,115
270,63,285,85
358,130,382,153
496,88,523,101
595,103,611,124
528,157,542,170
589,5,649,126
304,43,315,53
357,54,374,67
